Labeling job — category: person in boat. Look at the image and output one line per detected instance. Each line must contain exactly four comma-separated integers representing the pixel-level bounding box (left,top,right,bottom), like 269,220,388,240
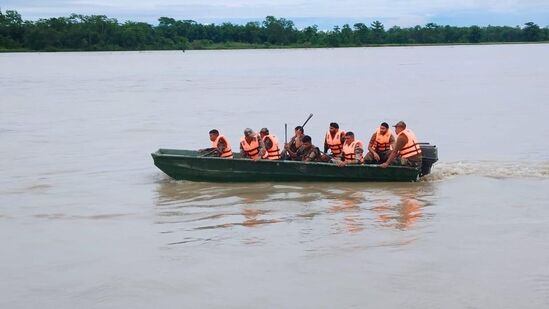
324,122,346,158
198,129,234,158
336,131,364,167
364,122,395,164
282,126,305,160
296,135,322,162
381,121,422,168
259,128,281,160
240,128,266,160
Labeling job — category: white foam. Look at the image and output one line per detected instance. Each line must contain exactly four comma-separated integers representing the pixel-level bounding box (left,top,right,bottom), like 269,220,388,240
423,161,549,181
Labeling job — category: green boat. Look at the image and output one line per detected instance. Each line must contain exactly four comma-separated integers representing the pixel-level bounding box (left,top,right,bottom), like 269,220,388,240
151,144,438,182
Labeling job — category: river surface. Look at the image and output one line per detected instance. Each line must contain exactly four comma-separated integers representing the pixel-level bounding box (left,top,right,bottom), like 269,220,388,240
1,45,549,308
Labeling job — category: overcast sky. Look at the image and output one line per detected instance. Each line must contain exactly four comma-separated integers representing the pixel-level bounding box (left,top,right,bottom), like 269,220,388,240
2,0,548,28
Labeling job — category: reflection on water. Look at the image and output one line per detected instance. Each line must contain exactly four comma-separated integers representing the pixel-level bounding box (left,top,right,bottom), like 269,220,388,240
372,193,423,230
154,178,435,247
329,191,365,234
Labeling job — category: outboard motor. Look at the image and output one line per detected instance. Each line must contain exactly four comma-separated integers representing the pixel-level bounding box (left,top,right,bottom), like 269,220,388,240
419,143,438,176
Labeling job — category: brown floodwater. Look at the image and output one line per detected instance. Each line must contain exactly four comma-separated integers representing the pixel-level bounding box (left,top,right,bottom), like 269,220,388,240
1,44,549,308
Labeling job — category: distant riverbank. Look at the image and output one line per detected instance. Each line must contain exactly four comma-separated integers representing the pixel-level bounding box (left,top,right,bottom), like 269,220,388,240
2,41,548,53
2,9,548,53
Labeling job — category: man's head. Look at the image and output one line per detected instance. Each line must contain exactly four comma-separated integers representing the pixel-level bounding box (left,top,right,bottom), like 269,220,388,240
209,129,219,142
259,127,269,138
295,126,304,136
244,128,254,140
301,135,312,149
392,121,406,134
379,122,389,135
345,131,355,143
329,122,339,134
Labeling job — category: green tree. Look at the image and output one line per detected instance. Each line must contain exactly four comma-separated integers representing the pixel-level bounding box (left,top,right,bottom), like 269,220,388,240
370,20,385,43
422,23,444,43
353,23,369,44
300,25,319,45
340,24,353,45
118,21,154,49
386,26,412,44
326,26,341,47
0,9,25,48
523,22,542,41
242,22,262,44
468,25,482,43
2,10,549,51
262,16,296,45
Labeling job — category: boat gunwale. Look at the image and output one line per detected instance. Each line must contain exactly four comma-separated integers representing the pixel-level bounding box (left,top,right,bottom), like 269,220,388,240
151,149,420,172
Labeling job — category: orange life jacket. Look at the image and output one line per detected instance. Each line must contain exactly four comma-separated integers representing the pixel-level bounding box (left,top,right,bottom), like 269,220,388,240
373,128,393,152
398,129,422,159
325,130,345,156
342,140,364,161
262,135,281,160
211,135,233,158
240,136,261,160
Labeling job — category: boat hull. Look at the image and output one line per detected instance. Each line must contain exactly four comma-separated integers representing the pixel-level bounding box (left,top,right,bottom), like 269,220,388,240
151,149,423,182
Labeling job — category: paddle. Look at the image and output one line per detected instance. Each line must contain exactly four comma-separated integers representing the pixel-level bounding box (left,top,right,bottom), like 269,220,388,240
284,123,288,144
301,113,313,128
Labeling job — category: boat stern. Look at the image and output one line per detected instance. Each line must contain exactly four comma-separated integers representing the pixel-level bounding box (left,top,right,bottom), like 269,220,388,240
419,143,438,176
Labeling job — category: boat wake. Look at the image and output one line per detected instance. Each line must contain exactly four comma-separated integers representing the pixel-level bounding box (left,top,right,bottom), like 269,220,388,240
423,160,549,181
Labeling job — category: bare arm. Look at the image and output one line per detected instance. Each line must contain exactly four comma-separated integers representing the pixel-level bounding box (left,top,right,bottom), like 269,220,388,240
382,135,407,167
257,136,266,158
367,133,377,153
356,145,364,162
389,134,396,149
214,139,227,156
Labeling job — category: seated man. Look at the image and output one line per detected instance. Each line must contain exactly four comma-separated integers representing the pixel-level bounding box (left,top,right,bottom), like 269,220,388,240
364,122,395,164
199,129,233,158
259,127,281,160
282,126,304,160
381,121,422,168
240,128,266,160
324,122,346,158
296,135,321,162
337,131,364,167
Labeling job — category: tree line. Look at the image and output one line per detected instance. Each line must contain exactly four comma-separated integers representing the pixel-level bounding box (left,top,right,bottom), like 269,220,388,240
1,9,548,51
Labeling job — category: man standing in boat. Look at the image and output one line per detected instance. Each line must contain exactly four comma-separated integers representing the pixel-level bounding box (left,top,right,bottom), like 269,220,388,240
381,121,422,168
337,132,364,167
240,128,266,160
364,122,395,164
199,129,234,158
259,128,281,160
324,122,346,158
